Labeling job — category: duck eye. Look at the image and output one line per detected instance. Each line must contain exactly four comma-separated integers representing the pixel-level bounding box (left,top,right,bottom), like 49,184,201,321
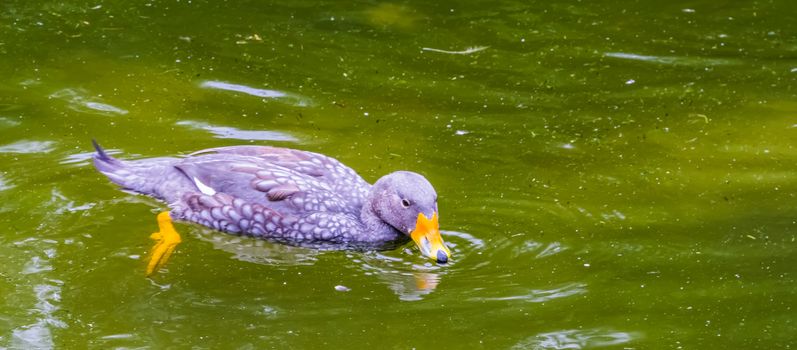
401,199,411,208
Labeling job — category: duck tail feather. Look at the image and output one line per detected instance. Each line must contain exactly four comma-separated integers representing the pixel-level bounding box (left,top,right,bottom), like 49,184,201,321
92,139,116,163
91,139,127,180
91,140,186,201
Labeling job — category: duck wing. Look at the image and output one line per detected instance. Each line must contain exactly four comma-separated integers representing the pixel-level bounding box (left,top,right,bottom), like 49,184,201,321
171,153,369,242
174,154,357,217
188,146,371,207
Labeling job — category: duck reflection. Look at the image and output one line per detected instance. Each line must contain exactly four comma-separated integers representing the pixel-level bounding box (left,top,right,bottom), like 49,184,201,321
191,228,481,300
355,229,482,300
356,251,445,301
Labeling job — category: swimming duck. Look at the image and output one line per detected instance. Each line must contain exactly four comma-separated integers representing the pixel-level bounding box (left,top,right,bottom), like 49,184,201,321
92,141,451,274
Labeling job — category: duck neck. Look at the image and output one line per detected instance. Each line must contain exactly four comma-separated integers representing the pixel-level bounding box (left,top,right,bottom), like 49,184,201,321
360,199,401,241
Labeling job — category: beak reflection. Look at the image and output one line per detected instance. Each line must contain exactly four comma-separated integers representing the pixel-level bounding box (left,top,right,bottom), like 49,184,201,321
410,212,451,264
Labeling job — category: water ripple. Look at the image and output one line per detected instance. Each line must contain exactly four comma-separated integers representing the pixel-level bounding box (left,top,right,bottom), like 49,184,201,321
99,333,136,340
0,174,13,192
9,238,66,350
200,80,312,107
536,242,568,258
50,189,95,214
511,328,638,349
49,88,128,116
508,240,569,260
22,256,53,275
604,52,741,66
471,283,587,303
0,104,25,112
60,150,97,166
62,147,125,167
0,140,55,154
0,116,20,128
176,120,298,142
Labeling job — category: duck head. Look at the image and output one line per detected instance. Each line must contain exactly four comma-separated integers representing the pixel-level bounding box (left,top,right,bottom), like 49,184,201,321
369,171,451,263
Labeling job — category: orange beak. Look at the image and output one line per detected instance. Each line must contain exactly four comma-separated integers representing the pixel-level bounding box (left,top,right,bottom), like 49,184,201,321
410,212,451,263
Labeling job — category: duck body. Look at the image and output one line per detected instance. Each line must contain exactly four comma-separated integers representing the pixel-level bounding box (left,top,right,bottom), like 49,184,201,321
92,143,445,253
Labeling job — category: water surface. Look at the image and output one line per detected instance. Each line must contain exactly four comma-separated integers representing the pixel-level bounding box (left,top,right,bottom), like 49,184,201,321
1,1,796,348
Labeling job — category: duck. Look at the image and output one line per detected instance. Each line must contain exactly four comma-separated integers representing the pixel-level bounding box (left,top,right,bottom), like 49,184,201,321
91,140,451,274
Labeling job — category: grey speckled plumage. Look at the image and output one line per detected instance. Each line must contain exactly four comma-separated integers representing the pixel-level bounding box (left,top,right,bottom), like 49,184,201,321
92,142,440,250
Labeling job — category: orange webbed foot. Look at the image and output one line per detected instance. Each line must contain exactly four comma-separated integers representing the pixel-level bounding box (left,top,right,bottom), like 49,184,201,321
146,211,182,276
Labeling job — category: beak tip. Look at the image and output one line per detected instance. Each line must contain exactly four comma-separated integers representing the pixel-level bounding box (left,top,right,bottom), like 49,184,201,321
436,250,449,264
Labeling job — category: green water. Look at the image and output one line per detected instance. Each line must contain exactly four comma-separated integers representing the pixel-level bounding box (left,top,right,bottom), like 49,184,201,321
2,0,796,348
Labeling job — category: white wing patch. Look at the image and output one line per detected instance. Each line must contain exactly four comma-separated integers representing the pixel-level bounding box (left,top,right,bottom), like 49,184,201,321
193,176,216,195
